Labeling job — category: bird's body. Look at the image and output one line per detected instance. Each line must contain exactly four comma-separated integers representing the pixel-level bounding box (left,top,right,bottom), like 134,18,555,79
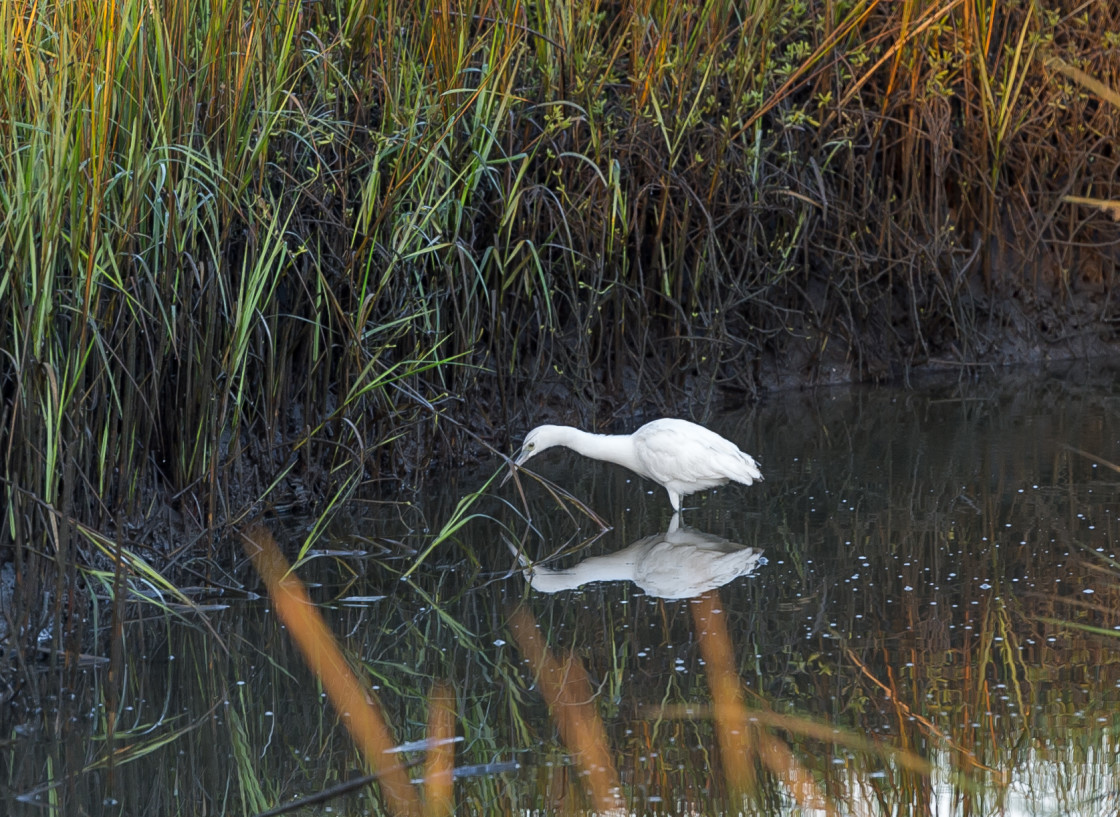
511,418,762,510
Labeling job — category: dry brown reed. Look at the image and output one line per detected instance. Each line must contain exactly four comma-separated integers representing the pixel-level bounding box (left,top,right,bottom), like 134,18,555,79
242,525,423,817
691,588,833,812
508,605,625,813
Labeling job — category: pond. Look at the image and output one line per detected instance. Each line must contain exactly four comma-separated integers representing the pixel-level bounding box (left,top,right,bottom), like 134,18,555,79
5,364,1120,816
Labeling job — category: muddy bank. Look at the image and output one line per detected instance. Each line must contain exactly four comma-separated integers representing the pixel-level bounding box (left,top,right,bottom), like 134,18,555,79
761,275,1119,391
502,266,1119,435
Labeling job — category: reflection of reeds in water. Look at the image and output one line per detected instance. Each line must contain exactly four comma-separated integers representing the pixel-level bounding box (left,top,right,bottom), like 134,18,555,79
506,589,935,814
736,385,1120,813
16,381,1118,813
246,520,931,815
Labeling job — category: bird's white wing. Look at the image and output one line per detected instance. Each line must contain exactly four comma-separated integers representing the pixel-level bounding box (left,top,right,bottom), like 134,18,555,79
633,539,766,598
633,421,759,487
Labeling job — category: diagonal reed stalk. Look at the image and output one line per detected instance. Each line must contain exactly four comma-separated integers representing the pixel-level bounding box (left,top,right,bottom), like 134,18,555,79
242,525,427,817
508,605,625,813
691,589,834,811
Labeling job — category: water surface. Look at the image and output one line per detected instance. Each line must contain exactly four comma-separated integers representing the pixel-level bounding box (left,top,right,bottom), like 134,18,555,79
5,365,1120,815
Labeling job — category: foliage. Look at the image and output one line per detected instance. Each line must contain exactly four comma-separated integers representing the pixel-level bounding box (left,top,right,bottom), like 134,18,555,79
1,0,1118,647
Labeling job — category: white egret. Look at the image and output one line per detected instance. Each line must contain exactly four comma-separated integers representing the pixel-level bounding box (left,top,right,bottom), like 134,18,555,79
515,513,766,599
510,418,762,511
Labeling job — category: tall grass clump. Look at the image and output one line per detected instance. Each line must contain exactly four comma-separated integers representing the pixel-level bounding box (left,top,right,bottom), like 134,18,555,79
1,0,1118,659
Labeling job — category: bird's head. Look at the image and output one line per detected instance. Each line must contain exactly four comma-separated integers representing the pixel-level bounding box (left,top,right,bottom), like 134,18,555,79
512,425,563,467
502,425,563,488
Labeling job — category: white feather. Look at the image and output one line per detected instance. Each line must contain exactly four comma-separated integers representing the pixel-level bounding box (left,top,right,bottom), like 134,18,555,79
511,417,762,511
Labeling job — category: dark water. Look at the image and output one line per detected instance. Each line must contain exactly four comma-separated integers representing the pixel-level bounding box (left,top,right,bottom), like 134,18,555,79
5,365,1120,815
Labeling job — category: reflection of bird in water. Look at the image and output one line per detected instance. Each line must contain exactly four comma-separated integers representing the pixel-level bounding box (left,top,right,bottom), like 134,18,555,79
517,514,766,600
509,418,762,512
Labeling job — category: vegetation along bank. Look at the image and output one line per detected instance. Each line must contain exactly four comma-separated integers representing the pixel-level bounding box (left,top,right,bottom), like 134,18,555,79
1,0,1118,599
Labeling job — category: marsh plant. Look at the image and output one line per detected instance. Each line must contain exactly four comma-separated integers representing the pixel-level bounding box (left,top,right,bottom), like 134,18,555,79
1,0,1118,659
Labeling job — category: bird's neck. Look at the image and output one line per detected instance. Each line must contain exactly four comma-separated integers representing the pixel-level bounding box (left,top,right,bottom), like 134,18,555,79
562,428,640,471
530,550,637,592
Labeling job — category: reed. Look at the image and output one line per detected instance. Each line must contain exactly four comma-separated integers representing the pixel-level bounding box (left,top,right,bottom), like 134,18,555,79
2,0,1118,653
